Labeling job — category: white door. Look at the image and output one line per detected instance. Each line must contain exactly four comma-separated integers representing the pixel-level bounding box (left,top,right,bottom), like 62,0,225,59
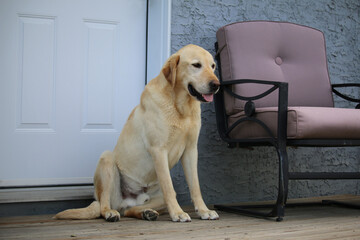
0,0,147,187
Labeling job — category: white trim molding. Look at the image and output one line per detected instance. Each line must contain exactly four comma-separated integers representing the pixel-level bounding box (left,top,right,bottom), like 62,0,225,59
0,177,93,188
0,186,94,203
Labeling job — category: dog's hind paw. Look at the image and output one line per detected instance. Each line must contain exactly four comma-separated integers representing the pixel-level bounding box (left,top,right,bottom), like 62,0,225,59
142,209,159,221
104,210,120,222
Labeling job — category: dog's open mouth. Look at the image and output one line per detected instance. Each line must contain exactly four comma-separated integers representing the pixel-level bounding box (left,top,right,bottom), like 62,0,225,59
188,84,214,102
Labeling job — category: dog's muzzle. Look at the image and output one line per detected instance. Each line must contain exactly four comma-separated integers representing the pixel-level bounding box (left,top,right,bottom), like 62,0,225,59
188,81,220,102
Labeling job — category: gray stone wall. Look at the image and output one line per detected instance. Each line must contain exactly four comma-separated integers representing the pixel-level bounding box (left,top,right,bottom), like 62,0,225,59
170,0,360,205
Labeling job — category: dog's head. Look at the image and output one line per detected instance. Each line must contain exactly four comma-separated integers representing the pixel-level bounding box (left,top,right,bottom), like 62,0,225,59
162,44,220,103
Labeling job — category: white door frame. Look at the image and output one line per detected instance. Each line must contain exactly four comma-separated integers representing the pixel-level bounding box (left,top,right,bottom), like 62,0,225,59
147,0,171,83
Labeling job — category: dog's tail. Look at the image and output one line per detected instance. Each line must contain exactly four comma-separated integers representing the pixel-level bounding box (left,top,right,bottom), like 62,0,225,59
54,201,100,220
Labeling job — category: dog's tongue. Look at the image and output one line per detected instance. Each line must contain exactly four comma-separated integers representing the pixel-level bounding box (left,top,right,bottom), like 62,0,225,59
202,94,214,102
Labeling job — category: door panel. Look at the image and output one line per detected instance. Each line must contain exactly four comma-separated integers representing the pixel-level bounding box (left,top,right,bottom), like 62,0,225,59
0,0,147,187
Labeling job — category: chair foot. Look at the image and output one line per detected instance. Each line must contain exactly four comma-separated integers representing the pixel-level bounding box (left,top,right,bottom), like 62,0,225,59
214,203,284,221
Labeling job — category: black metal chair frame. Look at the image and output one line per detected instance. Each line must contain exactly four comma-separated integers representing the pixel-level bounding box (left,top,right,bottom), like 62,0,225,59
213,42,360,221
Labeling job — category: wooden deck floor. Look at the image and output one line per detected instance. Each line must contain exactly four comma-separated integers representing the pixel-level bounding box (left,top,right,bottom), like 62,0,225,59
1,195,359,240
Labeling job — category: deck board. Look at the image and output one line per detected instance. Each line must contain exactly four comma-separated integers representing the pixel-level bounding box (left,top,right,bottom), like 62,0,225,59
1,195,359,240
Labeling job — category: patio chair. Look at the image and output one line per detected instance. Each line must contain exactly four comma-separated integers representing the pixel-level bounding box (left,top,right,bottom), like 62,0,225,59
214,21,360,221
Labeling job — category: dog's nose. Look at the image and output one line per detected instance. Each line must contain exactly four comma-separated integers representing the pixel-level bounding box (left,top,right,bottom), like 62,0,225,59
209,80,220,93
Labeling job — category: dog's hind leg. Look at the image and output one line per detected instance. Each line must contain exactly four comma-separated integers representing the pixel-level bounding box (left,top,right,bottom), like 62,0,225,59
94,151,122,222
124,190,166,221
54,201,100,220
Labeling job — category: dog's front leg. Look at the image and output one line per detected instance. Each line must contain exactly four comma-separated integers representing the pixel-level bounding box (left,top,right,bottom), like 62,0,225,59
181,146,219,220
149,147,191,222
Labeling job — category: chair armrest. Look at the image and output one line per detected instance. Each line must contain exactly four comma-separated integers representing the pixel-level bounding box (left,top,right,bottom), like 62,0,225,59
214,79,288,147
332,84,360,109
221,79,286,102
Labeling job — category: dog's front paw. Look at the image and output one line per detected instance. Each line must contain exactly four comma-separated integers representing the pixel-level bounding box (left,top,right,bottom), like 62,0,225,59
170,211,191,222
196,209,219,220
104,210,120,222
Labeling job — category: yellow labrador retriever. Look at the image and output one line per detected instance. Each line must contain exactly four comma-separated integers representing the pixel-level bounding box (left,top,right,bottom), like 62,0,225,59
55,44,220,222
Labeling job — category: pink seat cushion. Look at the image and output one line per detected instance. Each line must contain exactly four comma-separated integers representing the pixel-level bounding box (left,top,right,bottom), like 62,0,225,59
228,107,360,139
216,21,334,115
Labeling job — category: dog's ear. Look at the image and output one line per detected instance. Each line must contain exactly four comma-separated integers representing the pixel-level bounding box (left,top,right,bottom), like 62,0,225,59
162,54,180,87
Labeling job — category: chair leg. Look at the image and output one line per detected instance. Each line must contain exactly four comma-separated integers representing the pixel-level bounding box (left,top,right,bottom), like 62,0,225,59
271,145,289,221
214,145,290,221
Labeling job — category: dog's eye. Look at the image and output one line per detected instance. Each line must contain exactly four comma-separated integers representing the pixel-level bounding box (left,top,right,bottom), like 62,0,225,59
192,63,202,68
211,63,216,69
